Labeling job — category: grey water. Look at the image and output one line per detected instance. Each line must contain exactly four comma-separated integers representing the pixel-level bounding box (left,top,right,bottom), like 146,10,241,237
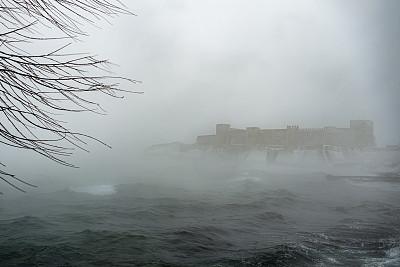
1,157,399,266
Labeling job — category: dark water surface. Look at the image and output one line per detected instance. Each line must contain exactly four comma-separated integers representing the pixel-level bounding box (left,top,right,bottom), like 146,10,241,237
1,160,399,266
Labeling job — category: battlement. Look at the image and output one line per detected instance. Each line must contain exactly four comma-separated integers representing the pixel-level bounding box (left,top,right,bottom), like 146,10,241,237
300,128,324,132
287,125,299,130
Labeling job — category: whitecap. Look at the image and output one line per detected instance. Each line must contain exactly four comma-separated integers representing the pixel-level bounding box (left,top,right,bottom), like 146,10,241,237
387,246,400,258
69,184,116,196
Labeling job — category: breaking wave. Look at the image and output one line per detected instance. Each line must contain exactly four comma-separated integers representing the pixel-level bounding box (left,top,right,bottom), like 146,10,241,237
69,184,116,196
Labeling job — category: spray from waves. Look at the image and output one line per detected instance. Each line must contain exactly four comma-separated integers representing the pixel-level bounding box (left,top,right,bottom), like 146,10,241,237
69,184,116,196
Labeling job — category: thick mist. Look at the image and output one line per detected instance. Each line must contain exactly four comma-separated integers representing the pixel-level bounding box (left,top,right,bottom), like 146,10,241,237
79,0,399,145
2,0,400,191
2,2,400,266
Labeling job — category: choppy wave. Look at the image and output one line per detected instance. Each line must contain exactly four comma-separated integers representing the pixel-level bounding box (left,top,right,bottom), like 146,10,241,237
1,171,399,266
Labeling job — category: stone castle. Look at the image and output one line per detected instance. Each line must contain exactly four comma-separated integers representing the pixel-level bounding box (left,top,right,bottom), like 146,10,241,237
196,120,376,149
147,120,400,168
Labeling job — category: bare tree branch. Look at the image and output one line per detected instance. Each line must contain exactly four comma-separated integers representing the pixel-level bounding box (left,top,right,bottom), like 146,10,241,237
0,0,141,193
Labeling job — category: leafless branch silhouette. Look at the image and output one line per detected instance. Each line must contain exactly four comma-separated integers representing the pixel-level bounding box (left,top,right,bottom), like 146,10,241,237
0,0,141,193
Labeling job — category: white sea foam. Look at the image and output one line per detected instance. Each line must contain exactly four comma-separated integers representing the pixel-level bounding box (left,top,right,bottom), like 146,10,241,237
387,246,400,258
70,184,116,196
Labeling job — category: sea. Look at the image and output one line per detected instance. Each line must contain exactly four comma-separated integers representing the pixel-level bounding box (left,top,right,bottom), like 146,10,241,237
1,156,399,266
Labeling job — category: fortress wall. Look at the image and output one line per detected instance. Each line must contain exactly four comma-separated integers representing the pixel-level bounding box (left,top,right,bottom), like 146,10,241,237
260,129,287,146
330,128,354,147
293,128,324,147
196,120,377,149
227,129,246,145
246,127,261,147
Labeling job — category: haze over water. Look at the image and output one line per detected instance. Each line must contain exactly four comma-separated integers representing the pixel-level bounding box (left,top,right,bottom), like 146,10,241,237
1,155,400,266
1,0,400,266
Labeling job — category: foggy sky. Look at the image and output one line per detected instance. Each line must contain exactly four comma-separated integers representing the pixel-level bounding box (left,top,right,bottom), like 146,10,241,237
3,0,400,180
82,0,399,145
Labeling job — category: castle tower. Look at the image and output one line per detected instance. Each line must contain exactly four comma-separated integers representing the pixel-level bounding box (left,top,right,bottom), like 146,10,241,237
350,120,376,147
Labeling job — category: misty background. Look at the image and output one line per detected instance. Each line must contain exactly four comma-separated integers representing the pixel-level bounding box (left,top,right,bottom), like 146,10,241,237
2,0,400,186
